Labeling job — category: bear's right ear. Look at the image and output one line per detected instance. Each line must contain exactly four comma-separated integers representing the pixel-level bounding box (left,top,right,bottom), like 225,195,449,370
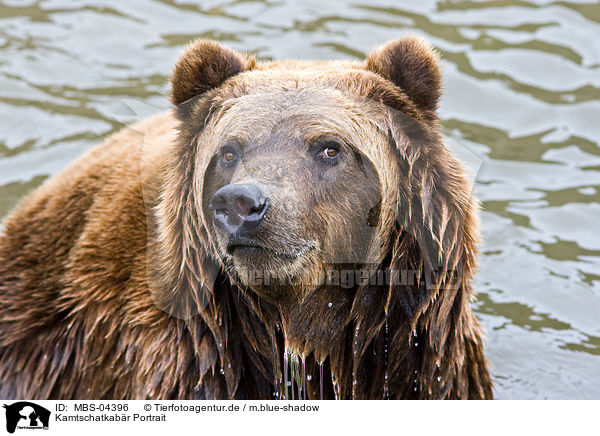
170,40,255,108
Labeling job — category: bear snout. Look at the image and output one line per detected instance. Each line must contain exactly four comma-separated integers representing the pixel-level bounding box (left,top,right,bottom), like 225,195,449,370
209,183,269,235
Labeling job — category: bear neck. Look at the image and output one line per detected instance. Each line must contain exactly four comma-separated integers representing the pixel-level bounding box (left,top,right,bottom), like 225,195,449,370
152,239,493,399
227,277,493,399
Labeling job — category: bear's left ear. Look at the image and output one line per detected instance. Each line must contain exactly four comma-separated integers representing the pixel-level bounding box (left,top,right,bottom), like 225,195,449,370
365,36,442,113
170,40,255,107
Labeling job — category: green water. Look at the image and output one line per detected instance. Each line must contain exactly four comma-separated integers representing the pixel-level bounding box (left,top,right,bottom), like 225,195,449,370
0,0,599,399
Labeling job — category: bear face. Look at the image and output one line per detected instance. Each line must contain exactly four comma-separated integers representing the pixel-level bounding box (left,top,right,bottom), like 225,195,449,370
197,84,383,301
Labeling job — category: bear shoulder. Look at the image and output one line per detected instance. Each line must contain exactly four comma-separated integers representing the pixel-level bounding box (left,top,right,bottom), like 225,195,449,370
0,111,177,344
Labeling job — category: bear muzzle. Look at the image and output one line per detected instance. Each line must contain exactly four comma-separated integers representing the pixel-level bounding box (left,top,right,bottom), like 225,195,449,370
209,183,269,236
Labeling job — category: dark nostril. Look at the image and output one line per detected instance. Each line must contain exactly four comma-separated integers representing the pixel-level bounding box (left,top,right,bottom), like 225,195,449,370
236,197,254,217
209,184,269,234
244,198,269,222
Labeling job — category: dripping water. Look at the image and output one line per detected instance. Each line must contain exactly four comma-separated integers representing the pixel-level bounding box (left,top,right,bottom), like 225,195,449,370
352,324,360,399
332,378,340,400
413,370,418,394
296,357,301,400
319,362,324,400
290,353,296,400
295,356,301,400
301,356,307,400
383,318,390,399
272,338,281,400
283,350,289,400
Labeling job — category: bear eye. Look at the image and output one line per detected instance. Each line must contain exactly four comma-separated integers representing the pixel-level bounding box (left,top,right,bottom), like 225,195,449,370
219,145,239,167
322,146,339,158
316,141,342,163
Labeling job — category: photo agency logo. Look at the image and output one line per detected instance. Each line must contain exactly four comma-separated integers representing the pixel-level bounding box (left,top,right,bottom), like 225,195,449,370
2,402,50,434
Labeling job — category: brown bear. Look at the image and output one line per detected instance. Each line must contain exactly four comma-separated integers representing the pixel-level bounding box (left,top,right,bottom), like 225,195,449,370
0,37,493,399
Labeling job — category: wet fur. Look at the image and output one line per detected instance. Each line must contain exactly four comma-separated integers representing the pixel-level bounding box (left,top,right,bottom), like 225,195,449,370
0,37,493,399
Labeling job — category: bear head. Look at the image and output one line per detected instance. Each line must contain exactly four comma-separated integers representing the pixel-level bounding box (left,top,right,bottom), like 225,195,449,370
151,38,482,398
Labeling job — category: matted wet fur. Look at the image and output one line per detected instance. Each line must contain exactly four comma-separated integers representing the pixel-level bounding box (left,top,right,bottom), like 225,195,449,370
0,37,493,399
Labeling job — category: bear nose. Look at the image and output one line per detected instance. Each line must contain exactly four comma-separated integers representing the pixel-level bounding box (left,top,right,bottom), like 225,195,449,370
209,183,269,234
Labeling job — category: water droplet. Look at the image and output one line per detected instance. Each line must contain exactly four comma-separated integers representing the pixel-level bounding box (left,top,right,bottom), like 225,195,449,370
291,355,302,401
307,375,312,381
319,363,324,400
286,381,292,387
414,342,418,347
227,363,231,368
271,340,282,400
284,350,289,400
219,368,224,375
301,357,307,401
414,387,417,392
437,376,442,382
333,380,340,400
383,318,390,400
290,354,296,401
414,370,418,374
194,386,200,392
328,302,333,308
